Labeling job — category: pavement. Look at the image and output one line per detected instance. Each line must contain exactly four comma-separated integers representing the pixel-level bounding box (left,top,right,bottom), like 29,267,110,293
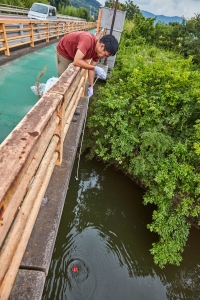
0,39,58,66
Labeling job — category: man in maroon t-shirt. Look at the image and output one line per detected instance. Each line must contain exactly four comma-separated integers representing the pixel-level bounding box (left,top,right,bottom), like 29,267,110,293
56,31,118,98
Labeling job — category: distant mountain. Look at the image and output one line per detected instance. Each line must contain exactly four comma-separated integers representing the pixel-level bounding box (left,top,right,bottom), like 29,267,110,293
141,10,183,24
70,0,100,14
69,0,183,24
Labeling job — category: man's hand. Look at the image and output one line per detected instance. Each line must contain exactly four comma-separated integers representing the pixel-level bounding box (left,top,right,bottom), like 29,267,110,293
94,66,106,79
88,86,93,98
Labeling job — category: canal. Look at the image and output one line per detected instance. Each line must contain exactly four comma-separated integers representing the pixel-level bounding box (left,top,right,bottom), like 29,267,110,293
42,155,200,300
1,29,200,299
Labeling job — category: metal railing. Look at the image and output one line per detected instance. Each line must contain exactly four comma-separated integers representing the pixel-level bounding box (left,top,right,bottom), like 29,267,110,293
0,27,106,299
0,3,28,15
0,18,96,56
0,4,86,21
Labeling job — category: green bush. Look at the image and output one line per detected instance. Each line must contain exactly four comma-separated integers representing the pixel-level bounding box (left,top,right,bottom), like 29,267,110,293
58,5,92,21
85,33,200,268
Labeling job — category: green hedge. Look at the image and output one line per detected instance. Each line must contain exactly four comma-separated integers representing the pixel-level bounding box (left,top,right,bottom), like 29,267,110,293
85,33,200,268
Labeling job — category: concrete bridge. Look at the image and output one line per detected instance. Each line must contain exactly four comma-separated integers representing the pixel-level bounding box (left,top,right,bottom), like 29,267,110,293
0,27,106,299
0,5,126,297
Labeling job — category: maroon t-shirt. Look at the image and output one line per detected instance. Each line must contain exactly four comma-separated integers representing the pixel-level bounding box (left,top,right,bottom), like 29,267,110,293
56,31,99,62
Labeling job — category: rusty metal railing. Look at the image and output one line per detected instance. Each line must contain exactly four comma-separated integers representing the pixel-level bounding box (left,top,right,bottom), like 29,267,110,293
0,18,96,56
0,4,86,21
0,27,106,300
0,63,86,300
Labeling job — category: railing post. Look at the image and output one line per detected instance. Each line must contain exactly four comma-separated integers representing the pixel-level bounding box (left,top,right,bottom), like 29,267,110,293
70,21,73,33
67,21,70,34
81,68,88,97
0,22,10,56
56,21,60,39
64,22,66,35
46,22,49,42
19,23,23,37
29,22,34,47
54,99,65,165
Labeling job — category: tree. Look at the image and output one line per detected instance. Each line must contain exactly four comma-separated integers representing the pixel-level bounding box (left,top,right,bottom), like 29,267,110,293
58,4,92,21
124,0,140,20
50,0,70,9
104,0,140,18
85,18,200,268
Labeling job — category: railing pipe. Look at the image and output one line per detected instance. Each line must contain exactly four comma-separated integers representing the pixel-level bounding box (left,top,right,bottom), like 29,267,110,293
0,19,96,56
0,28,106,300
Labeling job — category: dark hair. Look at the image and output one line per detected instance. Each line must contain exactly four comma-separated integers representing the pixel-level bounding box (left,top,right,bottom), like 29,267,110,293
99,34,118,56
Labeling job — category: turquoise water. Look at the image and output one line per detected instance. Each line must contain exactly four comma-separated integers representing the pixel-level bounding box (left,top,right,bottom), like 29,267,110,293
0,44,58,143
0,29,96,144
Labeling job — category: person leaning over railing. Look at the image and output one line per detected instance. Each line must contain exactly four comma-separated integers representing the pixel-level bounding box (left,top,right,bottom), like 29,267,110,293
55,31,118,99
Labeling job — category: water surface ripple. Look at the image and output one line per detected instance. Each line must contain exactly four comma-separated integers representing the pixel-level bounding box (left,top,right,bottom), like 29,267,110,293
42,158,200,300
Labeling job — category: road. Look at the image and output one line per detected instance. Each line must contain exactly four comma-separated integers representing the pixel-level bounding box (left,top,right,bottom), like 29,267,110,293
0,14,27,19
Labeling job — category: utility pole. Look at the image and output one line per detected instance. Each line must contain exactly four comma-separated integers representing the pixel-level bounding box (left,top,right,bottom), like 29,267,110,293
104,0,119,65
110,0,119,35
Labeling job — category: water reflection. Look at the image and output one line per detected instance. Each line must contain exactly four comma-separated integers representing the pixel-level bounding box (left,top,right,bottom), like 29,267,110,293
42,158,200,300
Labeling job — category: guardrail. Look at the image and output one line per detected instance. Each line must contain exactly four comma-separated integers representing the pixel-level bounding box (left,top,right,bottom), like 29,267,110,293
0,4,86,21
56,13,86,21
0,3,28,15
0,27,106,299
0,18,96,56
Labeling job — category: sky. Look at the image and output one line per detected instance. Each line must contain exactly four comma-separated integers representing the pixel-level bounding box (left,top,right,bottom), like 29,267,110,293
99,0,200,19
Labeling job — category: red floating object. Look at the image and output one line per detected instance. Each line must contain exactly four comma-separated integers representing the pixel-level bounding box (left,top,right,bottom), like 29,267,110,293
72,266,79,273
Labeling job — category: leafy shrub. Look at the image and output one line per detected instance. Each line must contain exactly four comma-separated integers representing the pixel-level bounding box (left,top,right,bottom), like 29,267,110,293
85,34,200,268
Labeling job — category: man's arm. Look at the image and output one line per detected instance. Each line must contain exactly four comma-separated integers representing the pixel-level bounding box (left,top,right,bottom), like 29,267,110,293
88,60,97,85
74,48,106,83
73,49,96,70
73,49,97,85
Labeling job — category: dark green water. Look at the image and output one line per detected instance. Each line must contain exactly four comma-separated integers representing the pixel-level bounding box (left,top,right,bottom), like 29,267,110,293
42,157,200,300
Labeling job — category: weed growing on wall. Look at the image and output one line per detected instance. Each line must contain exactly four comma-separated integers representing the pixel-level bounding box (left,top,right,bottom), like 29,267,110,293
35,65,46,99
